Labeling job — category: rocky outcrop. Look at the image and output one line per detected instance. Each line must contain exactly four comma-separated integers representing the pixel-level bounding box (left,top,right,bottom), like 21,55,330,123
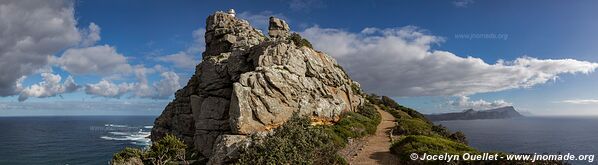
151,11,364,163
268,17,290,38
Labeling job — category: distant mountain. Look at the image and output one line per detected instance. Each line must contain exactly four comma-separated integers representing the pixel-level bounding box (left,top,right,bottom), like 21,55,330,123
425,106,524,121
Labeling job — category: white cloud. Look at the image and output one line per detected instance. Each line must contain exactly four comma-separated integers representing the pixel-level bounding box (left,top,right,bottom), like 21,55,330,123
51,45,133,75
80,22,101,47
84,79,135,98
157,52,198,70
0,0,80,96
561,99,598,105
237,11,286,32
18,72,80,102
188,28,206,54
83,66,181,100
453,0,474,8
301,26,598,97
133,66,181,99
0,101,168,115
152,71,181,99
155,28,203,70
448,96,512,110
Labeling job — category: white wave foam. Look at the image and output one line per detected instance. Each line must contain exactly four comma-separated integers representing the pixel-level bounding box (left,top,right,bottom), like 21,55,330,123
101,125,152,146
109,132,130,136
143,125,153,129
104,124,129,128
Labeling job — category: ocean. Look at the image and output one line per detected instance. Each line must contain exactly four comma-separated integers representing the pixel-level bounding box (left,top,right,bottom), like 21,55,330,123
1,116,597,164
0,116,155,165
437,117,598,164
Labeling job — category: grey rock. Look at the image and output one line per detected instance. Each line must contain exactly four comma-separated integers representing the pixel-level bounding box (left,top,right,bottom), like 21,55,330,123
207,135,250,165
268,17,290,39
151,11,364,162
111,157,143,165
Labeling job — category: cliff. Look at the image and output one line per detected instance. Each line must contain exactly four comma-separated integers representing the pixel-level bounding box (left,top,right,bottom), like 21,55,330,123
150,11,364,163
425,106,524,121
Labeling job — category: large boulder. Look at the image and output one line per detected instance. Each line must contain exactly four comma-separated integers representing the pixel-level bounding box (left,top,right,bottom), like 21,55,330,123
151,10,364,163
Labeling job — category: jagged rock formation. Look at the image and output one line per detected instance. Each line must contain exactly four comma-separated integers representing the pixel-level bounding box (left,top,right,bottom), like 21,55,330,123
425,106,524,121
150,11,364,163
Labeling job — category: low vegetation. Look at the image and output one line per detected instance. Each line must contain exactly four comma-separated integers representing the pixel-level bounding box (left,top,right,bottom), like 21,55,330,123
390,135,476,161
367,94,568,165
288,33,313,48
114,94,568,165
237,114,345,165
111,134,189,165
238,101,381,164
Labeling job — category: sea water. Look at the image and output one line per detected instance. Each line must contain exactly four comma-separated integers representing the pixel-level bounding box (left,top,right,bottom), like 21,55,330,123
437,117,598,164
0,116,155,164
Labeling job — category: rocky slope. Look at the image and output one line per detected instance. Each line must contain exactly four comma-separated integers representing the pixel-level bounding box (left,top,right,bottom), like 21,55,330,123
150,11,364,163
425,106,524,121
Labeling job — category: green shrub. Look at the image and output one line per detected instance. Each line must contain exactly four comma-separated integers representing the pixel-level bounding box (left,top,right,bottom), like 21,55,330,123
332,112,375,139
330,102,381,140
390,135,476,162
350,83,361,95
238,101,383,164
395,118,432,135
238,114,346,165
111,134,188,165
289,33,313,48
145,134,187,165
112,147,143,163
367,94,428,122
431,124,451,137
357,102,381,124
449,131,468,145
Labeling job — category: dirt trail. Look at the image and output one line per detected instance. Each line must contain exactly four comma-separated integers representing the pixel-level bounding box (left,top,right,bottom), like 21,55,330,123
350,107,399,165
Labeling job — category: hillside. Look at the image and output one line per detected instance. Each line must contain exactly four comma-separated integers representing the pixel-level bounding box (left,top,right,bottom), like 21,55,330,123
425,106,524,121
110,11,564,165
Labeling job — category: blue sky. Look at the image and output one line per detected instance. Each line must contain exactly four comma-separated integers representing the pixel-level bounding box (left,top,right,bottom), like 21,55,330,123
1,0,598,116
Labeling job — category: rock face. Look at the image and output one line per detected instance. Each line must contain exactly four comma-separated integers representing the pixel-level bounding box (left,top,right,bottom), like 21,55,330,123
151,11,364,163
268,17,290,38
425,106,524,121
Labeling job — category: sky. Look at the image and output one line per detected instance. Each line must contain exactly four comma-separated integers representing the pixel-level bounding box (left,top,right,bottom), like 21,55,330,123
1,0,598,116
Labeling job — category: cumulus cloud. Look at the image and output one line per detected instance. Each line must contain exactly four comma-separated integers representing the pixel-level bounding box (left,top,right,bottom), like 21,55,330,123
155,28,203,70
80,22,101,47
561,99,598,105
301,26,598,97
50,45,133,75
133,66,181,99
157,52,198,70
83,66,181,100
188,28,206,54
84,80,135,98
0,0,80,96
18,72,80,102
152,71,181,99
448,96,512,110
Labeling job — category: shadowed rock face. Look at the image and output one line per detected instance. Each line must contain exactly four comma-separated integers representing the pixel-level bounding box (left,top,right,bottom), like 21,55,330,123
150,11,364,162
